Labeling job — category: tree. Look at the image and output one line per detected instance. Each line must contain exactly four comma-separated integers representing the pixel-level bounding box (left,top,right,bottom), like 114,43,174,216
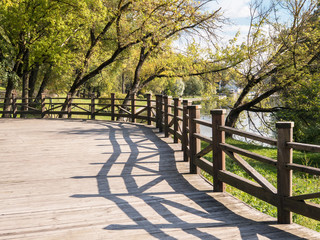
164,78,185,97
184,77,204,96
222,0,320,129
58,0,226,115
0,0,85,116
276,76,320,143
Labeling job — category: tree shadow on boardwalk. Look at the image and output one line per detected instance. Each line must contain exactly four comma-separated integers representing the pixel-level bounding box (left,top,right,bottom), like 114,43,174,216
68,121,306,239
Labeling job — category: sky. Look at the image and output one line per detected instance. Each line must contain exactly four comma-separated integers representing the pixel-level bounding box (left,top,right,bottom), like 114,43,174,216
209,0,281,43
175,0,275,51
213,0,252,41
215,0,252,19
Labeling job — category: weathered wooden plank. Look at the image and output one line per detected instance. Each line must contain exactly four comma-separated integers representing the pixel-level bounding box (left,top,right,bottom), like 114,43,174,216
287,141,320,153
168,117,174,128
288,192,320,201
195,157,214,176
117,106,131,114
175,131,183,141
193,133,211,143
223,150,277,194
168,127,175,135
284,198,320,221
220,143,277,166
218,170,278,206
135,106,147,115
219,126,278,146
276,122,294,224
193,118,212,128
195,144,213,159
211,110,226,193
176,116,183,121
287,163,320,176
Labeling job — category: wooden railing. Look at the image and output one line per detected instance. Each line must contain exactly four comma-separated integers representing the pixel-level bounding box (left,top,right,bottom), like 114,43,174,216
1,93,320,224
0,93,156,124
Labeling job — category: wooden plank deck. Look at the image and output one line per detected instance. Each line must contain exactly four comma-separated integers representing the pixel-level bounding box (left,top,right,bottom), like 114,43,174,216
0,119,319,240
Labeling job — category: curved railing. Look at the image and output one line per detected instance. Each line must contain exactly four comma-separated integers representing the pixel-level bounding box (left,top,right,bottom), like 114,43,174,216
1,93,319,224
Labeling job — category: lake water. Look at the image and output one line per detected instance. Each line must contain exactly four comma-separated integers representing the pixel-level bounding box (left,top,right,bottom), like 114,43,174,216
200,112,275,145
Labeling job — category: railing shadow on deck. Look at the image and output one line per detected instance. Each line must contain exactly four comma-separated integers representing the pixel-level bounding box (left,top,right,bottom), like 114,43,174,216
62,121,304,239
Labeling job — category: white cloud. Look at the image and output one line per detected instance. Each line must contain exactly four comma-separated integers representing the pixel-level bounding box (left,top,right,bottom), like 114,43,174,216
216,24,249,46
205,0,252,42
175,0,254,50
223,24,250,36
213,0,251,19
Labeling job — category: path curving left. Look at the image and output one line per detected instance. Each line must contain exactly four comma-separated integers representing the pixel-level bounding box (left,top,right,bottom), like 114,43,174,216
0,119,319,240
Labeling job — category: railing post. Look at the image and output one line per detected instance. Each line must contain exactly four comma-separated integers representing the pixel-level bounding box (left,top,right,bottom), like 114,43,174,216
11,93,17,118
21,97,28,118
41,93,46,118
21,93,28,118
111,93,115,121
182,100,191,162
131,93,136,123
91,93,95,120
155,95,160,129
211,109,226,192
188,105,201,174
173,98,181,143
49,97,53,118
146,94,152,125
155,95,163,132
276,122,294,224
67,93,72,119
163,96,172,138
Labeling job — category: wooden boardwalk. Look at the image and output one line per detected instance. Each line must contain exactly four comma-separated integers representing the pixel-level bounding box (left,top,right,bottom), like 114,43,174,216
0,119,319,240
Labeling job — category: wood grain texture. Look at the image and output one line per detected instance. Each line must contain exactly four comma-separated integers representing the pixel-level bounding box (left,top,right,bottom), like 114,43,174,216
0,119,319,240
277,123,294,224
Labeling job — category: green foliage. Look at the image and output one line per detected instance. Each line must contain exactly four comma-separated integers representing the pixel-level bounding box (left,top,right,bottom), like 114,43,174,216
164,78,185,97
1,0,84,62
145,77,166,95
183,77,204,96
0,0,91,97
276,77,320,144
0,0,229,103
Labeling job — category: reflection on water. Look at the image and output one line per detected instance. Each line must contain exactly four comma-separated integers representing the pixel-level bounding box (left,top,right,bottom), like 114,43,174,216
200,115,212,138
200,112,275,146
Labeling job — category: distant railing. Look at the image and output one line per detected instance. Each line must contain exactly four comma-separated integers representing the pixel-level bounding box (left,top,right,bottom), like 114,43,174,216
0,93,155,123
1,93,319,224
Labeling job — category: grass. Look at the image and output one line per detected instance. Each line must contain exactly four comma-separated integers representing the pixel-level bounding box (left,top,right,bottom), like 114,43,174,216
201,138,320,232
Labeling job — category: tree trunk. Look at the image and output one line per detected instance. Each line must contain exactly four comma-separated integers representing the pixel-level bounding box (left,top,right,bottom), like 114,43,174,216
21,49,30,118
58,82,78,118
225,108,241,128
35,64,53,101
2,76,14,118
117,46,148,120
121,72,126,94
224,108,243,138
21,72,29,118
28,63,39,99
2,37,25,117
117,84,140,121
